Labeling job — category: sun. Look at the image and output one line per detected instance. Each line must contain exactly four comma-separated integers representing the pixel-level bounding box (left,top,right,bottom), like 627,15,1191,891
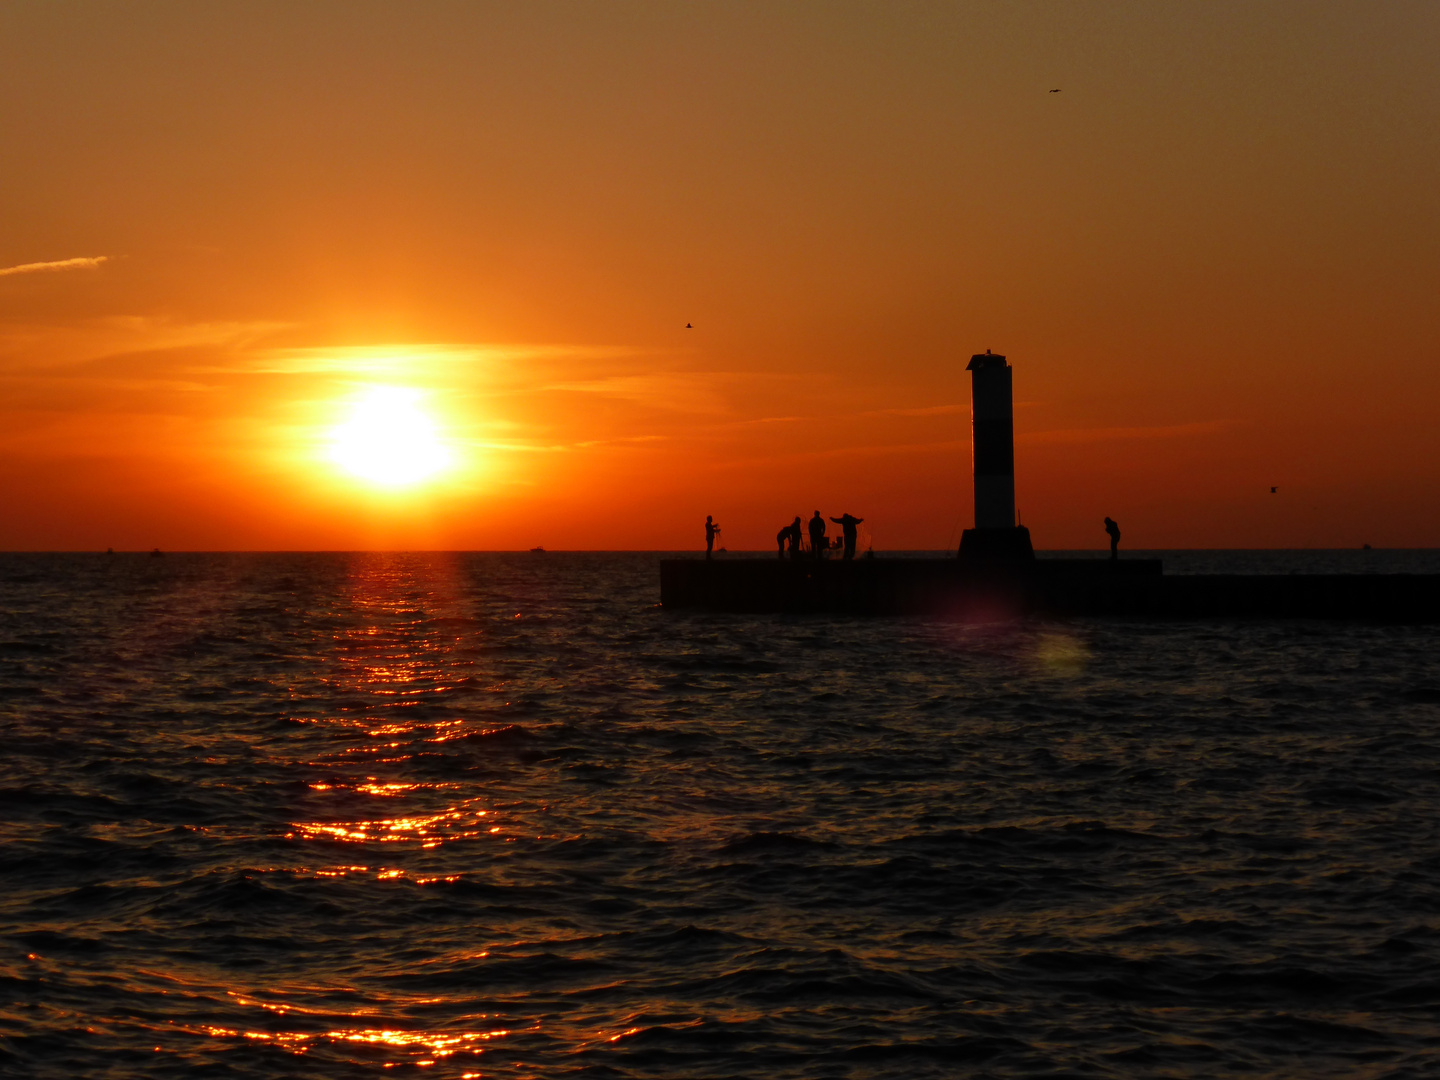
327,386,452,487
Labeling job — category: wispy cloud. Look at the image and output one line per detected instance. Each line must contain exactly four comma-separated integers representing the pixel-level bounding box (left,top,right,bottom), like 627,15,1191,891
0,256,108,278
0,317,290,376
250,342,640,377
543,373,730,414
871,403,967,418
710,438,970,473
1020,420,1232,445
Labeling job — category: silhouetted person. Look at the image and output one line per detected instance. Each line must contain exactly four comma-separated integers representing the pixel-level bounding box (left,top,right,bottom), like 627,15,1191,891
776,523,788,559
1104,517,1121,560
787,516,803,560
704,516,720,559
807,511,827,559
830,513,864,560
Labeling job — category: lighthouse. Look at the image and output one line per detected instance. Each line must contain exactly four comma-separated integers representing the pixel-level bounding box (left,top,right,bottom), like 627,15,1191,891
959,351,1034,561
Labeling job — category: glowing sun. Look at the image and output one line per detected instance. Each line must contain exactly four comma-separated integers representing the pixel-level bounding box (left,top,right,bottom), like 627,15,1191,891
328,386,452,487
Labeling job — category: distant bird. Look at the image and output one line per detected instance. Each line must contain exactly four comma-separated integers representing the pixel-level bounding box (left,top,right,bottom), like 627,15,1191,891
685,323,693,329
1270,486,1278,494
1050,88,1061,93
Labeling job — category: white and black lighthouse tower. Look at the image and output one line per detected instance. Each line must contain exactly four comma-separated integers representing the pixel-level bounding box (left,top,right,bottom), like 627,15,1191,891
959,350,1035,560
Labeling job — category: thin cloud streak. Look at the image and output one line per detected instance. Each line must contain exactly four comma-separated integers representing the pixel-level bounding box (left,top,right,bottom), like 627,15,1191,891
1019,421,1232,445
249,342,676,379
711,438,970,473
0,256,109,278
872,404,967,418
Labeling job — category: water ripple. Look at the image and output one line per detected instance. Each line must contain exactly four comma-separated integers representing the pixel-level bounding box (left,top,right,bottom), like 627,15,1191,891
1,551,1438,1077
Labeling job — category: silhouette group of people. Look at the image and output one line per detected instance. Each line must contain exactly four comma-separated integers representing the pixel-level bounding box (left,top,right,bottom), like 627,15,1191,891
702,512,866,560
774,510,864,561
706,513,1120,560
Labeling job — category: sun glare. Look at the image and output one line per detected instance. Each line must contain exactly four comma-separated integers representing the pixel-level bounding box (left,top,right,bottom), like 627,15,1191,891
328,386,452,488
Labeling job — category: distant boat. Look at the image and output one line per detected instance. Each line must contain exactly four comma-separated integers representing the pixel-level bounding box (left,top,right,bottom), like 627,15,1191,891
529,546,546,553
149,548,164,558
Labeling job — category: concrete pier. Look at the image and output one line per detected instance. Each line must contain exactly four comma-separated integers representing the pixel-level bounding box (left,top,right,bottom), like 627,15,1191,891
659,558,1440,622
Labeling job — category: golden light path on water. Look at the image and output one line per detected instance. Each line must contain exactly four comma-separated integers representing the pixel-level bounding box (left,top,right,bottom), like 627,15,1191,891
190,1015,512,1069
192,556,551,1070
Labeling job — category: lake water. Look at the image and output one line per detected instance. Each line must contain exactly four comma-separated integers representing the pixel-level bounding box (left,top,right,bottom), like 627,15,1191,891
2,552,1438,1077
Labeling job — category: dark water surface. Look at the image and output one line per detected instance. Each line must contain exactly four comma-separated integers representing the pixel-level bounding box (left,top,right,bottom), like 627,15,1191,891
2,552,1438,1078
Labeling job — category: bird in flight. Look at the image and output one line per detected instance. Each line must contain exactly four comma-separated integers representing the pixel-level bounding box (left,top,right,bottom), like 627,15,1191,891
1050,88,1061,93
1270,486,1278,494
685,323,693,329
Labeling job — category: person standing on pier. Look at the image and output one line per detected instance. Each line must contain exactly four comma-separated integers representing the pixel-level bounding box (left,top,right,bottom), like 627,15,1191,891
1104,516,1121,560
807,511,827,559
830,512,864,560
787,516,804,560
704,515,720,560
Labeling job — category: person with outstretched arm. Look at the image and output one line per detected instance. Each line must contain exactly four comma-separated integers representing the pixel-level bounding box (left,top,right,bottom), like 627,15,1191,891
704,516,721,559
830,513,864,560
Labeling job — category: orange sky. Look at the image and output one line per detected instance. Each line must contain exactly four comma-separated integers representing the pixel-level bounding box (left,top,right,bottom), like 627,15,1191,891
1,2,1437,551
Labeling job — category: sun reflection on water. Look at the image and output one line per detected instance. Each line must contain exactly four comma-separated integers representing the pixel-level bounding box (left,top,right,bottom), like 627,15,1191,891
245,557,526,1070
279,557,516,854
309,780,435,795
302,864,460,884
288,805,492,846
191,1019,512,1062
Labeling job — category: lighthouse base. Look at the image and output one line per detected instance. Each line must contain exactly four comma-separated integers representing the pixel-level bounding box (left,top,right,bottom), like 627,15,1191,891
959,526,1035,562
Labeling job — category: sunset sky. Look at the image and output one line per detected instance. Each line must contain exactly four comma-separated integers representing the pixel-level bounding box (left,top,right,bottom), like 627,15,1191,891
1,2,1436,551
